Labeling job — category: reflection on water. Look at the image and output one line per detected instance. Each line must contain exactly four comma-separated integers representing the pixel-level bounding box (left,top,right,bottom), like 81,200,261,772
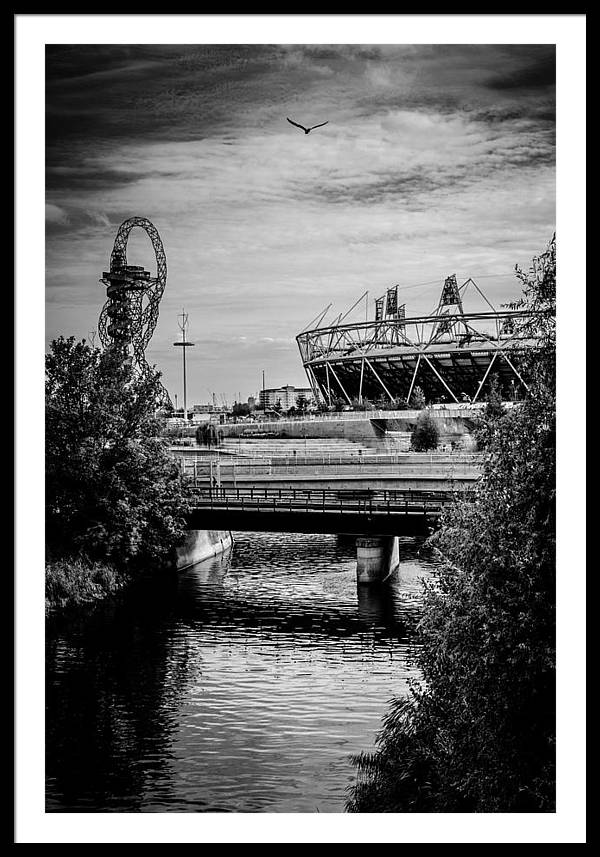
46,531,436,813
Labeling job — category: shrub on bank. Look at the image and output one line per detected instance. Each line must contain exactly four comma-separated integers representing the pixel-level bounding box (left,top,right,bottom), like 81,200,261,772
45,338,190,611
347,236,556,813
45,556,127,615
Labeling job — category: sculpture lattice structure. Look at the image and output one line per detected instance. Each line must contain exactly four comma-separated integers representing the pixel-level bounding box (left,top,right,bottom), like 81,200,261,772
98,217,170,403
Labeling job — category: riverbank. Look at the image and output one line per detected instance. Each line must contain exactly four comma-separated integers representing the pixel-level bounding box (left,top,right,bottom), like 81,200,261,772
45,556,130,616
46,530,234,615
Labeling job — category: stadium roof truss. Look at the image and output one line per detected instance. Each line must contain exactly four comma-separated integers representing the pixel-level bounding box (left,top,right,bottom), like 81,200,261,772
296,276,543,406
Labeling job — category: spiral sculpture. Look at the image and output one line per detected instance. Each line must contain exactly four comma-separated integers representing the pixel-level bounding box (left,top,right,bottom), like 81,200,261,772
98,217,170,402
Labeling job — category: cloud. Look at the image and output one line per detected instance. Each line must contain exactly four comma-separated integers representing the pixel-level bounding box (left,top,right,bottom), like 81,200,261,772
85,210,112,228
46,165,150,192
45,44,555,403
485,53,556,91
45,202,69,225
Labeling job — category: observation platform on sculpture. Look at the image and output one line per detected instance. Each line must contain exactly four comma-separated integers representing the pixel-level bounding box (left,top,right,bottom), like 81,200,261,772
185,486,461,537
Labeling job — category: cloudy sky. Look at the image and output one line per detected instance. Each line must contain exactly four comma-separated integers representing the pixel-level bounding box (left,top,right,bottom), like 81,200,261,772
45,43,555,406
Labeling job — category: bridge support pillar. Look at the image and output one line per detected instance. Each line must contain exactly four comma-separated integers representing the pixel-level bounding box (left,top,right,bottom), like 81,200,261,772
356,535,399,585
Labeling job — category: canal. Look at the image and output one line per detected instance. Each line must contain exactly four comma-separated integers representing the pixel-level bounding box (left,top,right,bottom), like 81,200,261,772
46,531,437,813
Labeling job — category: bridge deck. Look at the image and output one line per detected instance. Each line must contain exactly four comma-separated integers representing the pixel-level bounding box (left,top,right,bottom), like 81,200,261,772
186,487,469,536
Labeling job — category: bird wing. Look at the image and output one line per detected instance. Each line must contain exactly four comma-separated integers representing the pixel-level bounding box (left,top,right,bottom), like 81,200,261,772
308,121,329,131
287,117,308,132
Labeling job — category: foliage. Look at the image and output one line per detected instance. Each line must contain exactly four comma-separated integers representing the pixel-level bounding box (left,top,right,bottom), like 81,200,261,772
483,374,505,419
295,394,309,413
347,236,556,813
410,410,440,451
232,401,251,417
328,395,347,412
475,374,507,451
373,394,390,410
409,386,426,410
45,556,125,615
46,337,189,575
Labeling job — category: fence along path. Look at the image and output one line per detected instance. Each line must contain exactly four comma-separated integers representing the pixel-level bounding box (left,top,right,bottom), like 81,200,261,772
176,453,482,482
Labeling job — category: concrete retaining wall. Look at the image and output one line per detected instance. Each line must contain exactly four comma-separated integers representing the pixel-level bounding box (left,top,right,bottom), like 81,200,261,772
175,529,233,571
218,411,479,451
221,418,380,443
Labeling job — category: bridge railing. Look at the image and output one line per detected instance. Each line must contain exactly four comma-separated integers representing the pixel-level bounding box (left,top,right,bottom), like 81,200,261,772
187,485,473,515
216,404,491,430
208,450,481,464
171,447,481,464
176,456,481,484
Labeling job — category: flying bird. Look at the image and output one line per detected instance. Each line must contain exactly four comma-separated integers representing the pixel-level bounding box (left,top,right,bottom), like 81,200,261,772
286,117,329,134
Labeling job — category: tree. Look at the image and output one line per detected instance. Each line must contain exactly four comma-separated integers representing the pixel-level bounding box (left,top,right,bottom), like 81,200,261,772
409,385,426,410
347,236,556,813
475,374,507,451
46,337,189,574
483,373,505,418
232,401,250,417
296,394,309,414
410,410,439,451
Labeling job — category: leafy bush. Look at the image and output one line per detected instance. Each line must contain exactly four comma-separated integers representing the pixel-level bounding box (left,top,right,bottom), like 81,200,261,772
410,410,439,451
46,338,189,575
347,236,556,813
45,556,125,614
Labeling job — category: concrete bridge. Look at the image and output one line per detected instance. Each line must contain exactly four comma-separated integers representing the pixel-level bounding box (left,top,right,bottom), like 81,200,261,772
174,441,479,584
185,486,453,536
184,486,468,584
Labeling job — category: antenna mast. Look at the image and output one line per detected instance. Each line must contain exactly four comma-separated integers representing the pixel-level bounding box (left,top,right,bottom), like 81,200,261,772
173,309,195,421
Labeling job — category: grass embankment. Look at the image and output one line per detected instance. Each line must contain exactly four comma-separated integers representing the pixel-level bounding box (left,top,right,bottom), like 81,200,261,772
45,557,130,615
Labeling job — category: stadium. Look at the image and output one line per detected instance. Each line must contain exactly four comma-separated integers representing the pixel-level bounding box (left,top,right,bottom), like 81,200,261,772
296,275,540,407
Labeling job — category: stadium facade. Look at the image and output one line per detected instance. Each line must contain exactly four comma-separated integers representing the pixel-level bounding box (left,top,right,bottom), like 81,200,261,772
296,275,541,407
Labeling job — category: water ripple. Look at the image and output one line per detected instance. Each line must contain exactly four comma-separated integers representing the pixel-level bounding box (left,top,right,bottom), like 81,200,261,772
46,531,436,812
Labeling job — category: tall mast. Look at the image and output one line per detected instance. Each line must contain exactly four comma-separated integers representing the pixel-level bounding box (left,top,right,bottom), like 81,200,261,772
173,309,195,421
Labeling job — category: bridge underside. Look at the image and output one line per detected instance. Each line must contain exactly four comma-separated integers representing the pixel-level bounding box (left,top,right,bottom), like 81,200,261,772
186,507,436,537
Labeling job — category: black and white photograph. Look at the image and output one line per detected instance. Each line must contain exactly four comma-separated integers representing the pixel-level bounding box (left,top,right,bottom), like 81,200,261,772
15,13,586,845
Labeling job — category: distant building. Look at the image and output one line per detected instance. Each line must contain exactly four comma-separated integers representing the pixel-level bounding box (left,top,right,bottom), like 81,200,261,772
259,385,314,411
